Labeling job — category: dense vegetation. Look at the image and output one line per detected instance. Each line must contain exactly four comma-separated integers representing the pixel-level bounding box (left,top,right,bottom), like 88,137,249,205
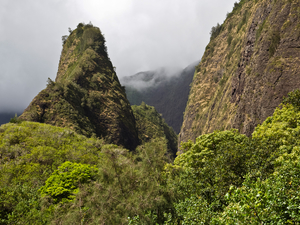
0,121,172,224
132,102,177,157
161,89,300,224
2,88,300,224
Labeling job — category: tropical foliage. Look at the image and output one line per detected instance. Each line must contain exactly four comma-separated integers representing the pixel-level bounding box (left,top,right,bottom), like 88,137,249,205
160,89,300,224
0,121,173,224
132,102,178,157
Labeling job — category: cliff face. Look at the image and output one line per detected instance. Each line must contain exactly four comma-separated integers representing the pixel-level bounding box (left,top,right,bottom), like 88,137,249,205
20,23,139,150
122,62,197,133
180,0,300,144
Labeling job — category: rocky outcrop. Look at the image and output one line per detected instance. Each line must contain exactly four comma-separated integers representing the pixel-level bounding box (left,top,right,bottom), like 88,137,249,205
180,0,300,145
20,23,139,150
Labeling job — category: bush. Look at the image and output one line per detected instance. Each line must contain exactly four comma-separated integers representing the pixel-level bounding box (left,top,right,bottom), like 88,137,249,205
256,19,266,41
39,161,98,203
214,148,300,224
9,114,23,124
282,89,300,110
210,23,222,40
76,23,84,37
61,35,68,45
165,130,250,223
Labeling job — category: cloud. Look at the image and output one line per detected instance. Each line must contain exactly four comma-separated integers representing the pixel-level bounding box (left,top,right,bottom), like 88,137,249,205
0,0,237,112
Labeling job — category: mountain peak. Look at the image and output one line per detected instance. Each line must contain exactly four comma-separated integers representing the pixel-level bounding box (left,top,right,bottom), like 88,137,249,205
20,23,139,150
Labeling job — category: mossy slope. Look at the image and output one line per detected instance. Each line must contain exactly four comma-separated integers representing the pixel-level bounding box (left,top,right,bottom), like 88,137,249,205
180,0,300,144
132,102,178,156
20,23,139,150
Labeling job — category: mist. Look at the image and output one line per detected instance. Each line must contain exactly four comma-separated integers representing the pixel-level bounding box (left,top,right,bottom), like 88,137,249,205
120,61,200,91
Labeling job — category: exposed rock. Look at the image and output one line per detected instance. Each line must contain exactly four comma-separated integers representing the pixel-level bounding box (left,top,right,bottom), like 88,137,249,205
180,0,300,145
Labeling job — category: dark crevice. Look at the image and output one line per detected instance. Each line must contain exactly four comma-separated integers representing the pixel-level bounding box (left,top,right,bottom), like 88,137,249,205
273,70,283,85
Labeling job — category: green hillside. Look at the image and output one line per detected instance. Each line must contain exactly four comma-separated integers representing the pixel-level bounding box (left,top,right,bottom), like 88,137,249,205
132,102,178,157
0,121,172,224
2,90,300,224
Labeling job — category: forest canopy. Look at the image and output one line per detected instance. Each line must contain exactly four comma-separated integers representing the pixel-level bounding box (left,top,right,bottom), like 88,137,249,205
1,89,300,224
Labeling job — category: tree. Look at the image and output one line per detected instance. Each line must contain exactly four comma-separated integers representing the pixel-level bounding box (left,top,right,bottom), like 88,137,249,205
61,35,68,45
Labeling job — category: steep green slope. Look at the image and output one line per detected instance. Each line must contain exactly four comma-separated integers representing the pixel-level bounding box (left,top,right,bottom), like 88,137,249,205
132,102,178,156
20,23,138,150
123,62,197,133
180,0,300,144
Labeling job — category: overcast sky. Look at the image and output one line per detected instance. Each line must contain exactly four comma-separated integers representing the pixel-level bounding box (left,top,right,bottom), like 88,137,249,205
0,0,237,113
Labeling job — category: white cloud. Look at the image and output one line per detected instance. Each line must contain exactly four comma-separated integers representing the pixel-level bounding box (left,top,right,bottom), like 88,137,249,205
0,0,237,112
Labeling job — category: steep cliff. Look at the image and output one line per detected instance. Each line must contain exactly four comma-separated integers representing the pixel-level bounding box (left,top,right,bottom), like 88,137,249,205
180,0,300,144
20,23,139,150
122,62,197,133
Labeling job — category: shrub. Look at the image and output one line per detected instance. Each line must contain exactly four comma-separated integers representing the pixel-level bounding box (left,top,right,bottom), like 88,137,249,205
228,22,233,32
9,114,23,124
76,23,84,37
256,19,266,41
282,89,300,110
61,35,68,46
39,161,98,203
210,23,222,40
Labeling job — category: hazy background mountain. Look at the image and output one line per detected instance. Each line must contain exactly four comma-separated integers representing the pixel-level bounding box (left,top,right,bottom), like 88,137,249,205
121,61,198,133
0,112,21,125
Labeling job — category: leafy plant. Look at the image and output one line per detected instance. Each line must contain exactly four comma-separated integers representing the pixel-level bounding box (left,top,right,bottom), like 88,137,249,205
39,161,97,203
282,89,300,109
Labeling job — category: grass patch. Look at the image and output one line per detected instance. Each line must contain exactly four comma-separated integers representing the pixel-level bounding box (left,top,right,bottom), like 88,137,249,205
227,34,233,46
237,10,249,33
256,19,266,41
